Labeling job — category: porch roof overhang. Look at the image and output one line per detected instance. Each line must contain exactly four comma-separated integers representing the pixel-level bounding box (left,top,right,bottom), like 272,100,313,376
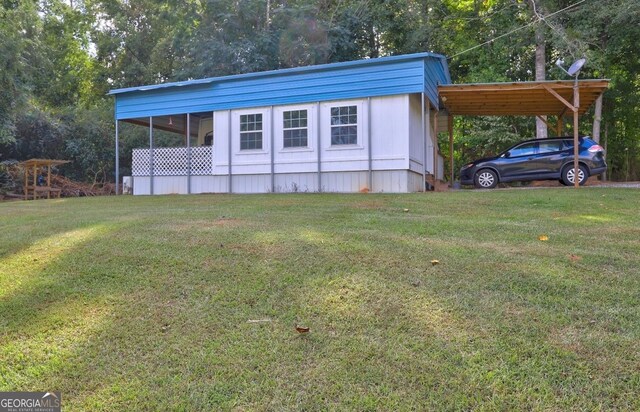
438,79,609,116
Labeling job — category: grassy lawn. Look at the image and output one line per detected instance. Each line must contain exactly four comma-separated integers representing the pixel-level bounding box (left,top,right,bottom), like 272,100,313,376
1,188,639,410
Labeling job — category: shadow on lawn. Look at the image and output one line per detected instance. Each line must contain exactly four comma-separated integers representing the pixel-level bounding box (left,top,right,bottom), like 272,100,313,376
1,196,637,410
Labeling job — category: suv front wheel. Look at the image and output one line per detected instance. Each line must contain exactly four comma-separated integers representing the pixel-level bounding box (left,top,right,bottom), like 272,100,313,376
562,164,588,186
474,169,498,189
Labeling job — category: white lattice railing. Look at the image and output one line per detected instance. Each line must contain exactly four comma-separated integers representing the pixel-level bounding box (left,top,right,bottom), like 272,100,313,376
132,146,213,176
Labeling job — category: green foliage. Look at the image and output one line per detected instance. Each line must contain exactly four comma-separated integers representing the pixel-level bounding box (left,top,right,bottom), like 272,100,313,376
0,0,638,182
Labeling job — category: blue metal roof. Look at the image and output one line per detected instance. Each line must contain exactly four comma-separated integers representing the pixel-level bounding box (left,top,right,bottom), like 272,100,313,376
110,53,451,120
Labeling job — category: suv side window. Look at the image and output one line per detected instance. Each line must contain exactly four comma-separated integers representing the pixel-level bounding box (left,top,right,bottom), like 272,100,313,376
509,142,537,157
538,141,564,154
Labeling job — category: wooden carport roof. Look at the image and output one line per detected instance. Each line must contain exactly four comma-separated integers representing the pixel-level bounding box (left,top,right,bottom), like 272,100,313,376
436,79,609,188
438,79,609,116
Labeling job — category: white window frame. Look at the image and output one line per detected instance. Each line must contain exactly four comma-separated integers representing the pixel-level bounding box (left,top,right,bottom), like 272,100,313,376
234,108,269,155
239,113,263,151
283,109,309,149
323,100,364,151
276,104,315,153
330,104,358,146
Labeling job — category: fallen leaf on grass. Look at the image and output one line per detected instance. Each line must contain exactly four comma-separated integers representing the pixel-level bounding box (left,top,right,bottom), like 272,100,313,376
538,235,549,241
403,208,409,212
430,260,440,266
295,325,310,334
247,319,272,323
569,254,582,262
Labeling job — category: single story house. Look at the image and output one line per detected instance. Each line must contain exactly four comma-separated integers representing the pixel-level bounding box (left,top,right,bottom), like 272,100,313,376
109,53,451,194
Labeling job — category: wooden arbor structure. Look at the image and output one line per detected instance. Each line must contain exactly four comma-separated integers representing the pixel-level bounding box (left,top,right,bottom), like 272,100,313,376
21,159,70,200
438,79,609,187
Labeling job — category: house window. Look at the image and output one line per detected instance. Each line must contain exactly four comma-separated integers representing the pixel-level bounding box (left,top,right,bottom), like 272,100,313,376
330,106,357,145
240,113,263,150
283,110,308,148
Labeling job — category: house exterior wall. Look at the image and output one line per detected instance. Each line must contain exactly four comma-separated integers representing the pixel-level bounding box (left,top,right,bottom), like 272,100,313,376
132,94,431,194
212,95,409,183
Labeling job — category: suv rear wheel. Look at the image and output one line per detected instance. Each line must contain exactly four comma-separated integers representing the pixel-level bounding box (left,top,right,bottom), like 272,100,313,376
562,164,588,186
474,169,498,189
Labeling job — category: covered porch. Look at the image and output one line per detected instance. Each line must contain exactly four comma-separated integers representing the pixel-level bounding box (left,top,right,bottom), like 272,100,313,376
117,112,215,194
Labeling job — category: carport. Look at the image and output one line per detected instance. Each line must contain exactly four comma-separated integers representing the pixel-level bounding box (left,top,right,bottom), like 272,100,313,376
438,79,609,187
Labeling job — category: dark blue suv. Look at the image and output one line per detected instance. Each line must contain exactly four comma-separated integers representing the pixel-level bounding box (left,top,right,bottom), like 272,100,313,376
460,136,607,189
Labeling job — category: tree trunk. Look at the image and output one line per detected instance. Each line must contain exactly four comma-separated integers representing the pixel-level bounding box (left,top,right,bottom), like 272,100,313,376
531,0,547,139
534,24,547,138
592,94,603,143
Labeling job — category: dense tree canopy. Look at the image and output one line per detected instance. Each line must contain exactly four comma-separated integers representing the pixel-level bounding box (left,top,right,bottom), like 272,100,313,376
1,0,638,182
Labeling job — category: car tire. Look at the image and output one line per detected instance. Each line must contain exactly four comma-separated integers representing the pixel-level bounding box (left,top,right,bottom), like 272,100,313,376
561,164,588,186
474,169,498,189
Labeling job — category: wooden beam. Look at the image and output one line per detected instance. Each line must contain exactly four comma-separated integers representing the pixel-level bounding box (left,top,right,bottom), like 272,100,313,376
542,84,577,112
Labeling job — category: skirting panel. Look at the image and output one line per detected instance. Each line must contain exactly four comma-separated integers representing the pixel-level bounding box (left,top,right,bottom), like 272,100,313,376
132,170,422,195
407,171,425,192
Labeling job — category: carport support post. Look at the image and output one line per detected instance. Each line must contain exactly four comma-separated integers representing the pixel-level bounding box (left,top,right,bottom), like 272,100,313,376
448,114,454,184
115,120,119,195
573,78,580,188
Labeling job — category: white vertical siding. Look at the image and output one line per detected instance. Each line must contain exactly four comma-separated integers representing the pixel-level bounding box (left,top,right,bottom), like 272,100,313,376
369,95,410,173
274,173,318,192
408,94,425,174
132,177,150,195
273,104,318,174
191,176,228,193
407,171,424,192
133,94,431,194
155,176,189,194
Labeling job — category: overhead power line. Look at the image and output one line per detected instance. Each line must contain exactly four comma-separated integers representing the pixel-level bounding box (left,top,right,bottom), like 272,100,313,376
448,0,587,59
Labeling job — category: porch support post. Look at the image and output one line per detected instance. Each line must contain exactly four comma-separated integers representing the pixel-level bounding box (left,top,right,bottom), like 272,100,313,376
270,106,275,192
421,94,426,191
228,110,232,194
432,110,438,182
149,116,154,195
448,114,454,184
367,97,373,192
573,80,580,188
115,120,119,194
424,100,431,190
186,113,191,194
317,102,322,192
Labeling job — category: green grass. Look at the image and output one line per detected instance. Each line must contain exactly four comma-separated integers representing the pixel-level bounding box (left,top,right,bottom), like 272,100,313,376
1,189,639,411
